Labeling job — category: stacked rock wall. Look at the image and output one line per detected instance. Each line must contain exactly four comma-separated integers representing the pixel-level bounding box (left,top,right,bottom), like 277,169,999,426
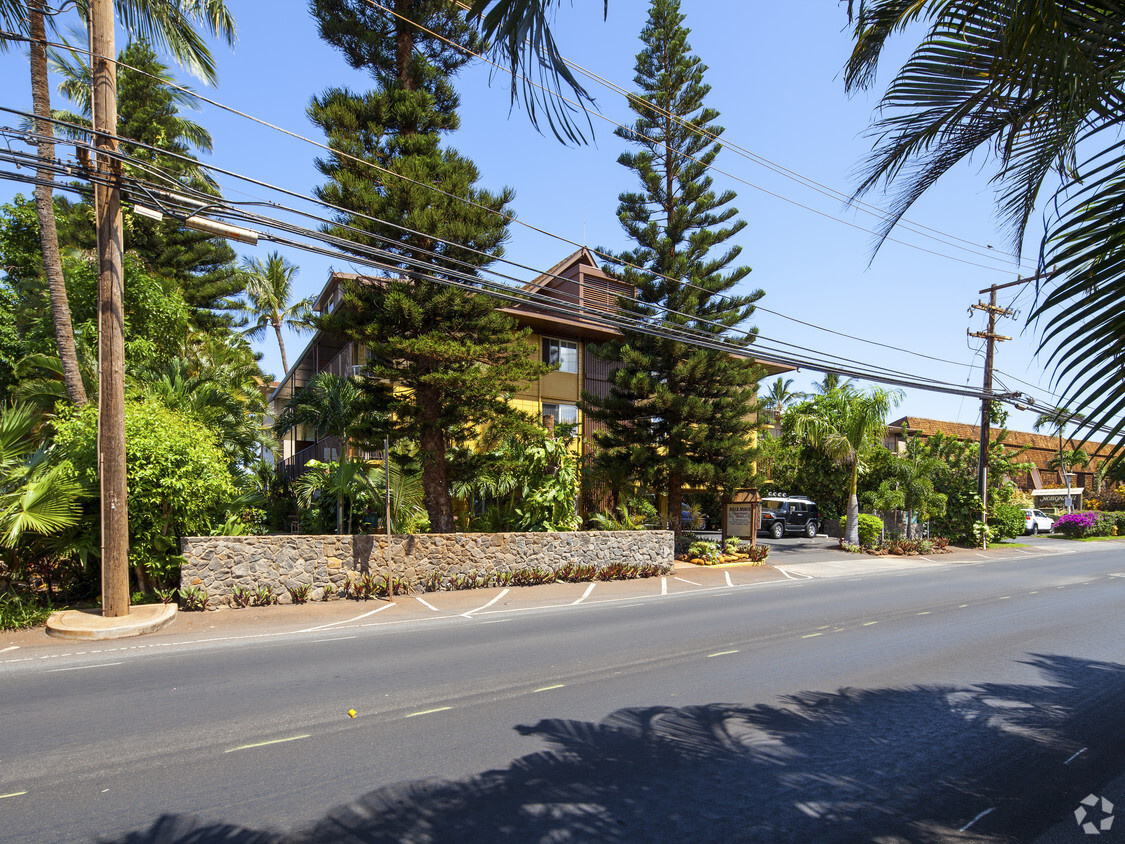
180,531,673,606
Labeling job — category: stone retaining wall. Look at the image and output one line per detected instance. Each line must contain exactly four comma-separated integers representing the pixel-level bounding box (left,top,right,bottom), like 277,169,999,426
180,531,674,606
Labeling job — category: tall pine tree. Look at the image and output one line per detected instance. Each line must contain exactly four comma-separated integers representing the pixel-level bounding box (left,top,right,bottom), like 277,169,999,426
309,0,546,533
583,0,764,535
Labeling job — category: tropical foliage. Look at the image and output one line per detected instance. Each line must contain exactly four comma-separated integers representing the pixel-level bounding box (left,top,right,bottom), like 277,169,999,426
785,385,901,545
842,0,1125,473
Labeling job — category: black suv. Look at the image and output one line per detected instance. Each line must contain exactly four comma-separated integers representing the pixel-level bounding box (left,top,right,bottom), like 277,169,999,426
759,495,820,539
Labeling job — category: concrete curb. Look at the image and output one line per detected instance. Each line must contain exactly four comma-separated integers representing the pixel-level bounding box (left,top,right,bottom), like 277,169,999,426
46,604,178,641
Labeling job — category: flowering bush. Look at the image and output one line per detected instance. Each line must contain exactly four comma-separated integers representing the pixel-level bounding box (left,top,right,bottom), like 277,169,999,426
1055,511,1117,538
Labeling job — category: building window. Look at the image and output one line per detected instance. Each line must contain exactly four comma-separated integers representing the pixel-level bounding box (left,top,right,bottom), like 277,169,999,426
543,338,578,373
542,402,579,433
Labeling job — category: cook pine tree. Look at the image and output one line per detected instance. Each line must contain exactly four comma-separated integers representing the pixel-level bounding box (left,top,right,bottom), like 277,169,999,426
583,0,765,534
309,0,547,533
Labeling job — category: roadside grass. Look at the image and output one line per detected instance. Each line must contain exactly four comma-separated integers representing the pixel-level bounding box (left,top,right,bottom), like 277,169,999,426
1047,534,1121,542
0,592,58,631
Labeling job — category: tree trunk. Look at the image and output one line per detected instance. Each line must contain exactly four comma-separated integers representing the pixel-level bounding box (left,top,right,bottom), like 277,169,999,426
29,1,88,407
845,461,860,545
418,398,454,533
273,320,288,373
668,470,683,538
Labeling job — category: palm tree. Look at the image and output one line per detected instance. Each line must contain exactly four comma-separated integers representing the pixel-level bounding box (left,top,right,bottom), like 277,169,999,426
138,357,267,469
812,372,852,396
0,0,236,407
786,385,901,545
0,402,84,549
239,252,314,375
760,377,799,413
1034,407,1086,485
841,1,1125,472
273,372,366,535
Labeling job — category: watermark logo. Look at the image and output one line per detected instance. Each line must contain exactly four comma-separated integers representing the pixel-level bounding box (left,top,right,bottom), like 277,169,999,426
1075,794,1115,835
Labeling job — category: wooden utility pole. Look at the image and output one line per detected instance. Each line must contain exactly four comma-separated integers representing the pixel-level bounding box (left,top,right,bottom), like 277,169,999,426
90,0,129,616
969,281,1017,549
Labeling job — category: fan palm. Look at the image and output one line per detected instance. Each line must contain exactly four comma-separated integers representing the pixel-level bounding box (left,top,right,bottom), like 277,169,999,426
786,385,901,545
239,252,314,375
842,0,1125,471
0,403,83,548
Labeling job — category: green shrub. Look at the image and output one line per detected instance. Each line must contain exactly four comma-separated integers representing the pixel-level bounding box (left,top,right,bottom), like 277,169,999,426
990,502,1026,541
839,513,884,546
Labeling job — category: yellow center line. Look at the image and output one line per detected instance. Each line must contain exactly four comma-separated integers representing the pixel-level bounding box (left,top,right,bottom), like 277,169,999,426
863,621,878,626
405,706,452,718
999,596,1011,600
224,734,310,753
707,650,739,658
532,684,565,693
959,604,969,608
0,791,27,799
802,633,822,639
917,611,931,616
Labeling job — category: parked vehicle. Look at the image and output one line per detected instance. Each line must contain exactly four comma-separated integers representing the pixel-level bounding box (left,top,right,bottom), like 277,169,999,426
759,495,820,539
1022,508,1054,535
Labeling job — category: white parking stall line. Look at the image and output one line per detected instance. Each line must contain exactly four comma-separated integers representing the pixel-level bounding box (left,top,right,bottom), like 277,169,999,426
673,576,701,586
462,588,509,618
777,568,814,581
661,577,668,596
724,571,733,588
298,602,395,632
415,596,443,613
571,583,596,605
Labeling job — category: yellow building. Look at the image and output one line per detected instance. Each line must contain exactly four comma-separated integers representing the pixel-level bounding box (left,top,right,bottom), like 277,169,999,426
271,248,788,508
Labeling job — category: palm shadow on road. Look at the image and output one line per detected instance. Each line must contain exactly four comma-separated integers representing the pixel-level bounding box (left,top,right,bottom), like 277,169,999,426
103,654,1125,843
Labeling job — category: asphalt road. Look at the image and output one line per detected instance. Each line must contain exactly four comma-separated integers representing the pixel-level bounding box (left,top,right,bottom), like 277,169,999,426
3,539,1124,842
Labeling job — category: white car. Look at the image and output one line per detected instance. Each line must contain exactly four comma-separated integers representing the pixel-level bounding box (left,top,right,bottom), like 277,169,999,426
1022,508,1054,535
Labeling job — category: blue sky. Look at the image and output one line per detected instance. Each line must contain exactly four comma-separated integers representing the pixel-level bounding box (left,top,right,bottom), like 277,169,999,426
0,2,1065,434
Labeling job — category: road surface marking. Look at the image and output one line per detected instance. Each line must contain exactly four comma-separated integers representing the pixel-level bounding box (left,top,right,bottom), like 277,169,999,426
999,596,1011,600
863,621,878,626
0,645,18,653
571,583,596,605
961,807,995,831
462,589,509,618
674,576,701,586
973,553,990,559
0,791,27,799
1110,573,1125,578
801,633,822,639
225,734,310,753
661,577,668,595
405,706,452,718
707,650,739,658
959,604,968,608
47,662,123,672
312,635,357,643
724,572,733,587
778,568,814,581
533,684,565,693
1029,591,1038,594
299,603,394,632
1065,747,1087,765
415,597,443,612
917,612,931,616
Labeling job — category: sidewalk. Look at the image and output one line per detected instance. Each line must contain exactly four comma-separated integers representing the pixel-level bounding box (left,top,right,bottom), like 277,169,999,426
1,538,1075,659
